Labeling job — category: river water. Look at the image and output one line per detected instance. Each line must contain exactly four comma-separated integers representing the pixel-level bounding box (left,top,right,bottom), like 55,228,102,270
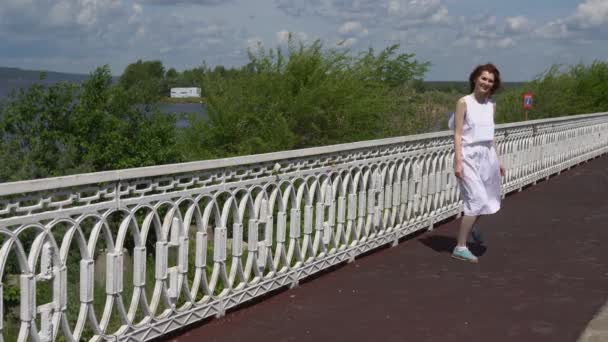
157,103,208,128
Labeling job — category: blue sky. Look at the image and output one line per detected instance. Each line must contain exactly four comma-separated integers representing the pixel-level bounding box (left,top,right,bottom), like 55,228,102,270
0,0,607,81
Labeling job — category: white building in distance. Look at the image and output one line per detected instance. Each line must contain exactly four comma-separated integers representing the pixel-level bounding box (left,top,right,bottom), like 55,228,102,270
170,87,201,98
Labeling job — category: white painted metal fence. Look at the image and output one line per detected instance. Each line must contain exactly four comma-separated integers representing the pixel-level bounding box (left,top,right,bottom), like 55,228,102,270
1,112,607,341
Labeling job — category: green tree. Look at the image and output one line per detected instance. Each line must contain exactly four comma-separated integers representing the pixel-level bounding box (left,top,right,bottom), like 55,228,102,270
179,37,430,159
0,65,182,182
119,59,166,101
73,65,182,170
355,45,430,88
166,67,179,79
0,81,81,181
496,61,608,123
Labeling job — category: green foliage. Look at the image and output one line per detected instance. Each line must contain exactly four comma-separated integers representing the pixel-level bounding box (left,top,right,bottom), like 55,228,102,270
73,66,182,170
395,88,461,133
0,80,81,180
120,60,165,86
166,67,179,79
119,60,166,101
0,65,182,182
164,66,207,92
496,61,608,123
2,278,19,306
120,60,215,100
178,66,208,86
355,45,430,88
179,38,430,159
2,47,606,183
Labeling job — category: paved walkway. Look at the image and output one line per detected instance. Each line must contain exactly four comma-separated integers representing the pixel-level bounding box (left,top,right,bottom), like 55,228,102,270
166,155,608,342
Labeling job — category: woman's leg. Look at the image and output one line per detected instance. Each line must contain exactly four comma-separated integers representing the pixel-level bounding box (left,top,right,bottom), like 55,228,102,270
456,215,479,247
452,215,481,262
471,216,484,244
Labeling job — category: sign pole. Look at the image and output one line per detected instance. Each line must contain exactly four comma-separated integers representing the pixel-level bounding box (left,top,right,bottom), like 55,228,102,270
522,92,534,121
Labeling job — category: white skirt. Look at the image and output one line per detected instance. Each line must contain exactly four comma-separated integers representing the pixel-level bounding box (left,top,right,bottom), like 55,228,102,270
457,142,502,216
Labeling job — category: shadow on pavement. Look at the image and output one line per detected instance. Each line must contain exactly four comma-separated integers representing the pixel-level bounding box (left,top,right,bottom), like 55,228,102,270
419,234,487,256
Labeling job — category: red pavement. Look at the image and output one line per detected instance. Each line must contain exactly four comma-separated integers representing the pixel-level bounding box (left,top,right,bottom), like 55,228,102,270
165,154,608,342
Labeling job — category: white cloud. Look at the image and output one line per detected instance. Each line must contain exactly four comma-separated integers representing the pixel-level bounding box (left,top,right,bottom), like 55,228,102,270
474,39,487,49
338,20,368,40
339,21,362,35
277,0,450,28
276,30,290,43
337,37,358,48
451,14,519,50
389,0,451,28
2,0,608,82
246,37,264,50
276,30,309,44
573,0,608,28
388,1,400,16
49,2,73,26
142,0,230,5
496,37,515,48
505,16,531,34
297,31,309,41
0,0,251,76
129,3,143,24
430,6,449,24
533,0,608,41
535,20,572,39
452,36,470,47
135,26,146,38
0,0,132,39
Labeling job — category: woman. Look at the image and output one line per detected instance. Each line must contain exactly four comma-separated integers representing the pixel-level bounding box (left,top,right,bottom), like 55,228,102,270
451,63,505,263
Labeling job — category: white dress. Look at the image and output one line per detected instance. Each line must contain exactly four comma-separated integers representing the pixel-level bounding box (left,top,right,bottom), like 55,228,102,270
456,94,502,216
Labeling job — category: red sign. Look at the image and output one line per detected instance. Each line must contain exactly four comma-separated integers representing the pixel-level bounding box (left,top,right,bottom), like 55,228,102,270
522,92,534,110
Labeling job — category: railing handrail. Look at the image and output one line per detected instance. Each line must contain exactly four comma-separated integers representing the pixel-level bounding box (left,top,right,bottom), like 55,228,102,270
1,111,607,196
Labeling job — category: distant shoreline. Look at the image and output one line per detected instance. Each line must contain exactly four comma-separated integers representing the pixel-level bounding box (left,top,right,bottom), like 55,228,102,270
158,96,206,104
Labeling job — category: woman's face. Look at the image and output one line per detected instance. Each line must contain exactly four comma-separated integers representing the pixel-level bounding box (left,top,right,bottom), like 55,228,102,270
474,70,495,95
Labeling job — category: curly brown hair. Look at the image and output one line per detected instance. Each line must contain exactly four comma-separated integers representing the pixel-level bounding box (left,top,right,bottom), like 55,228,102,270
469,63,501,95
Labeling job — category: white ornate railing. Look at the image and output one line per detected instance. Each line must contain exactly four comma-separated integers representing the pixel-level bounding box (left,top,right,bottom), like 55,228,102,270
0,112,607,342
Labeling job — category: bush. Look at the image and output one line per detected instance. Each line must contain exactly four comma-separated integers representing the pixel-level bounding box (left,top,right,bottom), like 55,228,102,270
179,38,430,159
0,65,182,182
496,61,608,123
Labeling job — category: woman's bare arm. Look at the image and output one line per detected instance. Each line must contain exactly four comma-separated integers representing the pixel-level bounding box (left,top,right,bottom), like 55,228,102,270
492,102,506,176
453,98,467,179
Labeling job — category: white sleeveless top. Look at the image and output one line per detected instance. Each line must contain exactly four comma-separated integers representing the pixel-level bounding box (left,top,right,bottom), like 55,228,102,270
461,94,495,145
